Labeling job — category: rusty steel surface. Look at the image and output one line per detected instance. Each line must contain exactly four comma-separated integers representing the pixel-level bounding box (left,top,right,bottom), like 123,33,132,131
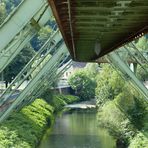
48,0,148,62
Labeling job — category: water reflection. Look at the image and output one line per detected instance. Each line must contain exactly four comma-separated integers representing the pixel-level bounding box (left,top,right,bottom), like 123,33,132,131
39,111,115,148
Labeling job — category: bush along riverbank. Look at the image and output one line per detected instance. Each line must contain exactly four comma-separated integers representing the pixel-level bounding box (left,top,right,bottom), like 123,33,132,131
0,94,80,148
96,65,148,148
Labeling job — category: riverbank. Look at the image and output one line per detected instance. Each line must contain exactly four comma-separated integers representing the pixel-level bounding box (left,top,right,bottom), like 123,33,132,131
95,64,148,148
39,109,116,148
97,99,148,148
0,94,80,147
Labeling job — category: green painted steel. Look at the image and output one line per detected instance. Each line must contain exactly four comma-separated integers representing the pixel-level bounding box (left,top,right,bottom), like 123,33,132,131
53,0,148,61
0,25,35,73
0,28,66,121
0,39,68,122
0,29,61,107
107,52,148,100
17,58,71,110
0,0,48,53
0,5,53,73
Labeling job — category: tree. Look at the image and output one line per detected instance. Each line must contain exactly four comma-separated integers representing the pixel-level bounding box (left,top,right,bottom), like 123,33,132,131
3,45,35,87
0,2,6,24
3,0,22,14
136,64,148,81
95,64,125,106
30,25,52,51
134,36,148,81
68,70,96,101
135,36,148,51
84,63,99,80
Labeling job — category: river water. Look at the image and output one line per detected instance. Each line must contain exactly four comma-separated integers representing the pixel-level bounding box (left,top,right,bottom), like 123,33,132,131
39,110,116,148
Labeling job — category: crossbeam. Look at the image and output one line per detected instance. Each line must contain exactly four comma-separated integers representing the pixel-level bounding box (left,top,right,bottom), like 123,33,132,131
0,39,68,122
0,0,47,53
0,5,53,73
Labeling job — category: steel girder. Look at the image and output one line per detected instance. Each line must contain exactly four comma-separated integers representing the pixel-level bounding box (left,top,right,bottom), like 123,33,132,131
0,29,65,121
0,0,48,52
0,29,61,106
17,58,72,110
0,39,68,122
107,52,148,100
0,4,53,73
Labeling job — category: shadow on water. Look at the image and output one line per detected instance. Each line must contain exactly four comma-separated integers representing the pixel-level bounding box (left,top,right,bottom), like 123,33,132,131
39,110,116,148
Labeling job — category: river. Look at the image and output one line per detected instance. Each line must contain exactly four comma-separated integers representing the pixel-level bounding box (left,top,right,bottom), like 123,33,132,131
39,109,115,148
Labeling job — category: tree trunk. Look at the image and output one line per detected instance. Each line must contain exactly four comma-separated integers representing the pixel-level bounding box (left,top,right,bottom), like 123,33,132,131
5,81,8,88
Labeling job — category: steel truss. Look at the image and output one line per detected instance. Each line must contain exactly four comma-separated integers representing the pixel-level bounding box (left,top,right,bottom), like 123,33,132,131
0,29,68,122
0,1,53,73
107,52,148,100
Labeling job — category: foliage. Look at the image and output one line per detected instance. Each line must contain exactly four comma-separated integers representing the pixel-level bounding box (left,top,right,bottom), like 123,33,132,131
135,36,148,51
30,25,53,51
0,99,54,148
96,63,148,147
129,132,148,148
134,36,148,81
2,46,35,87
38,26,52,43
0,93,79,147
68,70,96,101
42,92,80,111
97,101,136,141
136,64,148,81
115,85,136,114
95,64,125,107
59,94,80,104
0,2,6,24
84,63,99,80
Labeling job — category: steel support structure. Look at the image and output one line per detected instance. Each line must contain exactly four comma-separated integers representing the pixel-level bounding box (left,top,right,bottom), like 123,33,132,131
0,0,48,52
107,52,148,100
0,38,68,122
0,29,61,105
0,29,63,120
0,4,53,73
124,47,148,71
17,57,72,110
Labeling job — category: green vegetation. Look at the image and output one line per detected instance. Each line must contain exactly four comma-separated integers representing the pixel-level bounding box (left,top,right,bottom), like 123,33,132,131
135,36,148,81
41,91,80,111
136,63,148,81
0,94,79,147
0,0,22,24
0,2,6,24
68,63,98,101
95,37,148,147
96,64,148,147
3,46,35,87
0,99,53,148
67,62,147,147
129,132,148,148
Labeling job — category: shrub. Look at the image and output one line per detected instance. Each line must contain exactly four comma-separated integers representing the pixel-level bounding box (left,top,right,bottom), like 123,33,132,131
129,132,148,148
49,94,80,111
97,101,136,145
0,99,54,148
68,71,96,101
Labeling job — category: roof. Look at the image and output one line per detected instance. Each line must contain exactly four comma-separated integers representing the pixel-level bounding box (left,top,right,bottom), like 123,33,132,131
48,0,148,62
72,61,86,68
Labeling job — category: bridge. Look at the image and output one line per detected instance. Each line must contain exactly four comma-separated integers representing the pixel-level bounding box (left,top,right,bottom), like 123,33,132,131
0,0,147,122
